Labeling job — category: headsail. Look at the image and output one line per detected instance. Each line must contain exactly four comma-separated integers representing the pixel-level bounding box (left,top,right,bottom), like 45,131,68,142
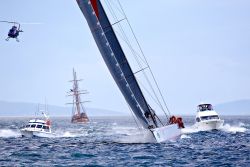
76,0,158,129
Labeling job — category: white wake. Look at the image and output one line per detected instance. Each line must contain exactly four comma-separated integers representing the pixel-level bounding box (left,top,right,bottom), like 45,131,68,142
0,129,21,138
219,122,247,133
112,125,155,143
181,122,248,134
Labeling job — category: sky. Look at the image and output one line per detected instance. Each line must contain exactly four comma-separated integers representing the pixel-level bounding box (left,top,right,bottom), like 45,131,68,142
0,0,250,115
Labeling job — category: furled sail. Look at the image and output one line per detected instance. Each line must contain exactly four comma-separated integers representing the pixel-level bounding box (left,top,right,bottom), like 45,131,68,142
76,0,158,129
70,69,89,123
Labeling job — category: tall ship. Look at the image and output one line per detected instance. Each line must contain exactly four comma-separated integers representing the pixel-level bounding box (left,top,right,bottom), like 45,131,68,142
76,0,184,142
68,68,89,123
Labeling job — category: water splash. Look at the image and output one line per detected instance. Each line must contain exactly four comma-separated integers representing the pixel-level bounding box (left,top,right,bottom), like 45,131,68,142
51,129,89,138
181,122,248,134
111,124,155,143
181,126,200,134
112,126,138,136
219,123,247,133
181,134,191,139
60,131,77,137
117,129,155,143
0,129,21,138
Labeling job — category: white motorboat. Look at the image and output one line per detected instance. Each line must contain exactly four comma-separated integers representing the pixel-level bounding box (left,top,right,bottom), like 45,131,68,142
193,103,224,131
20,112,55,137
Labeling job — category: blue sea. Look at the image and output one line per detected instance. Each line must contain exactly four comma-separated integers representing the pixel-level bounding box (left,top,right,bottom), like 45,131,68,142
0,116,249,166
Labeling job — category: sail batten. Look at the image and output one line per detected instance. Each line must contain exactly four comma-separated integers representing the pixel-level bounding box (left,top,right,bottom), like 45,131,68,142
77,0,157,129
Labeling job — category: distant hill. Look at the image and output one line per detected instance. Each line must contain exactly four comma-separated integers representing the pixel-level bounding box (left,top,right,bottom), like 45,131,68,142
214,99,250,115
0,101,127,117
1,100,249,117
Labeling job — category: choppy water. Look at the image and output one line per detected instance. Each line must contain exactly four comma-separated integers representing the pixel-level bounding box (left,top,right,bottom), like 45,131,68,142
0,116,249,166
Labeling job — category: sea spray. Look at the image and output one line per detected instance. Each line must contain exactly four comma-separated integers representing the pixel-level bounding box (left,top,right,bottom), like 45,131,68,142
0,129,21,138
219,123,247,133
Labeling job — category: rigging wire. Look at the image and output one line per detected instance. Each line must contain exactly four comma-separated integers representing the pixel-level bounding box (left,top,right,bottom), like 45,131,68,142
113,29,147,65
116,0,171,117
114,29,167,113
108,0,124,17
108,1,148,65
105,1,158,99
136,79,162,108
104,1,167,119
105,0,170,119
105,1,147,65
112,29,166,110
92,1,152,127
105,0,168,119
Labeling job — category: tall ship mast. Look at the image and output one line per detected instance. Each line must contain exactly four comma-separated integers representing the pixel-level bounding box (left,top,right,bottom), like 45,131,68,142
76,0,184,142
68,68,89,123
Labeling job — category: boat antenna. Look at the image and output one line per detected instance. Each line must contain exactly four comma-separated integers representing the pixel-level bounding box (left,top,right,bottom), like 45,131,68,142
35,104,39,118
44,97,49,116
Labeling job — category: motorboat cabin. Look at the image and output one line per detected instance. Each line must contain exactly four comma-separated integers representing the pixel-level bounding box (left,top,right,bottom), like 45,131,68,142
194,103,224,131
20,113,54,137
24,119,51,132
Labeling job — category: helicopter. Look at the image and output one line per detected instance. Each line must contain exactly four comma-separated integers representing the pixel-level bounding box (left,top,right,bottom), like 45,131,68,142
0,21,23,42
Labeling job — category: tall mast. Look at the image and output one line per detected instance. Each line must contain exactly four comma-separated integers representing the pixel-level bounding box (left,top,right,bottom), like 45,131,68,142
73,69,82,116
76,0,158,129
67,68,89,123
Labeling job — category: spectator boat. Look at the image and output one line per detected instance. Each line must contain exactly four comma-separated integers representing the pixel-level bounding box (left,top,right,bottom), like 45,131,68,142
20,106,55,137
193,103,224,131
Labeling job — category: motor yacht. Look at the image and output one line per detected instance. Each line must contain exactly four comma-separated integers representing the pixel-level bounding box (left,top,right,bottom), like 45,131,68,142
20,112,55,137
193,103,224,131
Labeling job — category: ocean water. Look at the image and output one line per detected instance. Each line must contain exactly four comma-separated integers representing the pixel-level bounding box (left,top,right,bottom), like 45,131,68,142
0,116,249,166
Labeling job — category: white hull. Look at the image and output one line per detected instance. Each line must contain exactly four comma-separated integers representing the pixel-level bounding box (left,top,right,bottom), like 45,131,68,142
193,120,224,131
20,129,55,138
152,124,181,142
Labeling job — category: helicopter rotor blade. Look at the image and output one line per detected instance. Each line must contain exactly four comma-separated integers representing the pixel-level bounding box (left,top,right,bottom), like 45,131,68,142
0,21,43,26
0,20,19,24
20,22,43,25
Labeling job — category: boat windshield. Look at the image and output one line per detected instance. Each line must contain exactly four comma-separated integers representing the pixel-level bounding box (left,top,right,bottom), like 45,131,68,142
42,126,50,132
31,124,36,128
37,125,43,129
200,115,219,121
198,104,213,112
